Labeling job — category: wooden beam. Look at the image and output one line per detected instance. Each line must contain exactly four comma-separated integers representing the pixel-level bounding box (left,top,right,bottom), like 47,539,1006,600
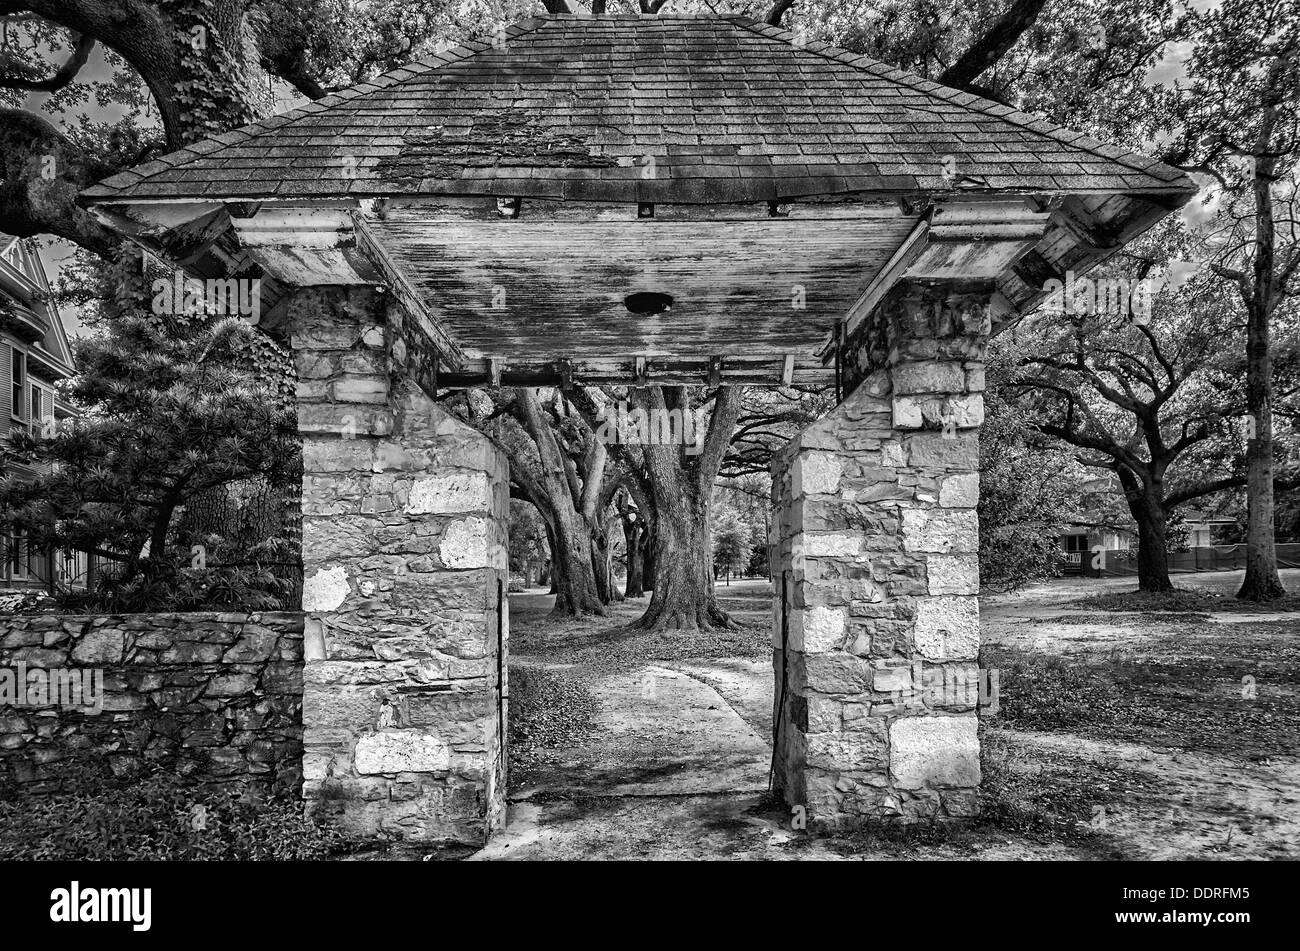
243,246,379,286
820,200,1052,361
350,212,467,371
1050,198,1123,253
438,354,832,388
907,200,1051,280
821,217,930,361
374,195,907,223
229,208,353,247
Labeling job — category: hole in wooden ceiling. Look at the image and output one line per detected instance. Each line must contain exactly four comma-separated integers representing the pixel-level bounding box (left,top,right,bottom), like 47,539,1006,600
624,291,673,315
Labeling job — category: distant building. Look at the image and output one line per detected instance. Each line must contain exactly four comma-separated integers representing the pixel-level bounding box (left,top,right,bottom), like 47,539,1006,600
0,236,87,595
1061,509,1237,576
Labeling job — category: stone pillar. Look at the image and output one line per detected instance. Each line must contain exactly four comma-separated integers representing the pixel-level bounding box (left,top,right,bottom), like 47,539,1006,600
290,287,510,844
770,279,990,827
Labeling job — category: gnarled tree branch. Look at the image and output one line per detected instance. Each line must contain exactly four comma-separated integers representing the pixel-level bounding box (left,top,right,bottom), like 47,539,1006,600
938,0,1048,92
0,30,95,91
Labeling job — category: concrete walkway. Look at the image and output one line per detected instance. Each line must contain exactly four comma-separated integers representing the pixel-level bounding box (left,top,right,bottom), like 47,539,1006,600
471,648,777,860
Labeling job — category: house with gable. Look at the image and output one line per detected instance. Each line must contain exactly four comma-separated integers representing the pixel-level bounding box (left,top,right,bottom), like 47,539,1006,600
0,235,87,595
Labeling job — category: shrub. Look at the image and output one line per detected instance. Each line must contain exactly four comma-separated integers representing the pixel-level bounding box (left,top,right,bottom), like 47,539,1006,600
0,763,347,861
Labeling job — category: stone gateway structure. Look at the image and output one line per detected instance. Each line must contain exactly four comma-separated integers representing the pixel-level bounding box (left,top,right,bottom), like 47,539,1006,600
79,14,1194,842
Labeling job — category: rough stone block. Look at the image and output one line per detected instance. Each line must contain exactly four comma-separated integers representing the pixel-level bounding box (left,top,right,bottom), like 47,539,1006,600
890,361,966,396
944,394,984,428
890,716,980,789
913,596,980,660
806,727,888,771
439,517,492,569
803,653,870,693
793,451,843,496
905,434,978,470
406,472,492,515
353,729,452,774
302,565,350,612
872,664,913,692
902,509,978,554
925,554,979,595
329,376,388,404
799,605,846,653
938,472,979,508
797,532,862,558
70,628,123,665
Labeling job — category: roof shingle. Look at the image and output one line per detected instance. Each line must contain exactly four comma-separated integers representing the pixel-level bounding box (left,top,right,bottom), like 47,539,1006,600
80,14,1195,205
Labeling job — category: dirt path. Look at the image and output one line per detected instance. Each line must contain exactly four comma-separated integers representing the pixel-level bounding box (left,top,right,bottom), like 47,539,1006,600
508,658,770,798
474,654,784,859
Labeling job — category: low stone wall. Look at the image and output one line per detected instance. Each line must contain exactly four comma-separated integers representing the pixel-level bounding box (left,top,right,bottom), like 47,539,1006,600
0,611,303,794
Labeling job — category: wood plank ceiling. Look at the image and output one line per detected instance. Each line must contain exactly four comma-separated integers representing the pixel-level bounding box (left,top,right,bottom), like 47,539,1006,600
367,202,916,378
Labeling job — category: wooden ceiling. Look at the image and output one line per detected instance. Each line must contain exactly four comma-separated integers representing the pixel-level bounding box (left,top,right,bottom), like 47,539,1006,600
84,187,1185,389
365,200,917,383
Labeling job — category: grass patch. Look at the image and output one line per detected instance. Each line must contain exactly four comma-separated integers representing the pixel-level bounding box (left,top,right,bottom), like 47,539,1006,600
508,665,600,788
0,763,355,860
806,730,1145,858
984,626,1300,760
976,729,1147,856
1069,588,1300,614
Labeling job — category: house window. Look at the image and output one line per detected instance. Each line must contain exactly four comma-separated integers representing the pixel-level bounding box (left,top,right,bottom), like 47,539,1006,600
1062,533,1089,565
10,348,25,420
9,528,28,580
29,384,41,434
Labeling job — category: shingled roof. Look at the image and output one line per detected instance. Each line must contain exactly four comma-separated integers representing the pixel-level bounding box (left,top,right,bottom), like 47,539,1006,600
81,14,1194,206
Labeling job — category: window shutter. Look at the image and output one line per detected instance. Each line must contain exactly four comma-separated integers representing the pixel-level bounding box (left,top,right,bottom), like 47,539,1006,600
0,345,10,421
41,387,53,434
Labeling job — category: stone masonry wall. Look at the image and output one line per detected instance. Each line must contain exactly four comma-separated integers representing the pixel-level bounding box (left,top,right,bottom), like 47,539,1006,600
770,279,991,827
0,612,303,793
292,287,510,846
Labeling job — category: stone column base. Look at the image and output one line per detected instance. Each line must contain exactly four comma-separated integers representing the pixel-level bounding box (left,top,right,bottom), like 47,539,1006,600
770,280,990,827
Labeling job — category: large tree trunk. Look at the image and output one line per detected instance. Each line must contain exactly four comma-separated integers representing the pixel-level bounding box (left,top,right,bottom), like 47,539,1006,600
592,514,622,604
513,389,605,617
541,521,558,594
623,515,646,598
1118,467,1174,592
1232,311,1284,602
1133,504,1174,593
1237,151,1286,601
545,505,603,616
631,385,744,632
642,537,655,593
637,478,729,630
